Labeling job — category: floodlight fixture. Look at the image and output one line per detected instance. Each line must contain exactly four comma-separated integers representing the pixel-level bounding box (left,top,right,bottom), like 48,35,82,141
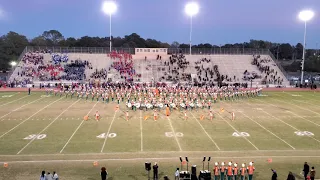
102,1,118,53
299,10,314,22
10,61,17,67
185,2,199,55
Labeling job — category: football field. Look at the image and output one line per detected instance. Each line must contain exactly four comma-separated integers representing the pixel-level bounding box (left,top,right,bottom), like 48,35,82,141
0,91,320,179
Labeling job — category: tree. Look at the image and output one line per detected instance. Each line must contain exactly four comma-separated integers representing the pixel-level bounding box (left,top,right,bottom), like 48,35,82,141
30,36,47,46
279,43,293,59
42,30,64,46
171,41,180,48
295,43,303,60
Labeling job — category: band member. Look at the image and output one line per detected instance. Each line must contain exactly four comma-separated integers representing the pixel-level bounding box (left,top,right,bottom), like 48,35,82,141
247,162,255,180
95,111,100,121
233,163,238,180
220,162,226,180
209,110,214,121
126,110,129,121
213,162,220,180
240,163,246,180
232,112,235,121
226,162,233,180
154,110,158,121
166,106,170,116
184,110,188,121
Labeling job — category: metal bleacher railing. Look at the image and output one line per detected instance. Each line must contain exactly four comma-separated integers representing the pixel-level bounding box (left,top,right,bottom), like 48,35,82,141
25,46,272,55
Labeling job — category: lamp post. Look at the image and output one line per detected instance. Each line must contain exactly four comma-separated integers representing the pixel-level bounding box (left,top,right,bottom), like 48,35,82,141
298,10,314,85
185,2,199,55
102,1,117,53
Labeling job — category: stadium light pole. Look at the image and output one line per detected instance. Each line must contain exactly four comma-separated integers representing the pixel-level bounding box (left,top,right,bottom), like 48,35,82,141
298,10,314,85
102,1,117,53
185,2,199,55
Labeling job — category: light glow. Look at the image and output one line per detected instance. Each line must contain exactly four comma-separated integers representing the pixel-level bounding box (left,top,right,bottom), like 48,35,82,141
102,1,117,15
185,2,199,17
10,61,17,66
299,10,314,21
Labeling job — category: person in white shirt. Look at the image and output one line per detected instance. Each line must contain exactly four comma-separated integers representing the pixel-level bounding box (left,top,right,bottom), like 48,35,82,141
52,171,59,180
175,168,180,180
46,172,53,180
40,171,46,180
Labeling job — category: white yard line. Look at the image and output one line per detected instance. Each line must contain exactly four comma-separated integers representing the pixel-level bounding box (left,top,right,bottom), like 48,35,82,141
166,116,182,151
255,99,320,128
271,94,320,116
100,109,118,153
222,101,295,150
0,97,44,121
59,101,99,153
0,95,29,107
189,112,220,150
0,98,62,139
17,99,80,154
292,99,320,108
213,109,259,150
3,155,320,164
140,110,143,152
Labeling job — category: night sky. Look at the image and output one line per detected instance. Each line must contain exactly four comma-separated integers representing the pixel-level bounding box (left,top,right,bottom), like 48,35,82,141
0,0,319,48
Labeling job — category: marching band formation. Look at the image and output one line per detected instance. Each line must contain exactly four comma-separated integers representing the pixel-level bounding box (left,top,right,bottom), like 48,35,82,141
46,85,262,114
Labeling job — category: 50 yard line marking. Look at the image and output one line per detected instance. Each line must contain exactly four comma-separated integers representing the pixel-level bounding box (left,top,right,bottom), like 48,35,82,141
0,98,63,139
100,108,118,153
17,99,80,154
59,101,99,153
166,116,182,151
189,111,220,150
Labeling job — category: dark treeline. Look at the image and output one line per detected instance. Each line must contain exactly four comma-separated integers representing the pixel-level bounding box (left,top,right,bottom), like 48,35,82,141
0,30,319,72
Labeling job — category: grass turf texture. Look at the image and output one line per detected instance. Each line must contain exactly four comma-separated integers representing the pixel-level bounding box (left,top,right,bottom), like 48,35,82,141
0,91,319,180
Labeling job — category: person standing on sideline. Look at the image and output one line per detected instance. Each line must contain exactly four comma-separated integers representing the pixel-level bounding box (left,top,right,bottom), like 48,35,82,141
52,171,59,180
310,167,316,180
46,172,53,180
303,162,310,180
175,168,179,180
40,171,46,180
271,169,277,180
153,162,159,180
247,162,255,180
101,167,108,180
28,87,31,95
286,171,295,180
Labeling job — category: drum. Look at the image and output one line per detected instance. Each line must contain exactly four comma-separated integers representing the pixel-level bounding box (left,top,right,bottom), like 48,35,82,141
127,103,132,108
135,103,140,108
158,103,164,108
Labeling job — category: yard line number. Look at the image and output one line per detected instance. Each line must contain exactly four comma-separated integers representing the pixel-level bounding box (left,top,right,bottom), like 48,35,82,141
96,133,117,139
2,95,13,98
232,132,250,137
23,134,47,140
294,131,314,136
165,132,184,137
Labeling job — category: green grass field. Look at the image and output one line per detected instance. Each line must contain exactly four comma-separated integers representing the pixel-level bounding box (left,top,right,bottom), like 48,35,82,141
0,91,320,180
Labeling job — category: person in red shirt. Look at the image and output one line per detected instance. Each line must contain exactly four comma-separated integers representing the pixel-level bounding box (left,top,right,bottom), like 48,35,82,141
226,162,233,180
233,163,239,180
247,162,255,180
213,162,220,180
240,163,247,180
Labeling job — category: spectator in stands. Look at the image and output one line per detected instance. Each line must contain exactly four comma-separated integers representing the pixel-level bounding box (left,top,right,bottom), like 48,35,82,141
153,162,159,180
303,162,310,180
286,171,295,180
310,167,316,180
40,171,46,180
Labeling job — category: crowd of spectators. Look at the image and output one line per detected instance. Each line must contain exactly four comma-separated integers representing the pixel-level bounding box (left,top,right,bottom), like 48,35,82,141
251,55,283,85
90,68,108,80
51,53,69,64
109,51,136,82
60,60,87,81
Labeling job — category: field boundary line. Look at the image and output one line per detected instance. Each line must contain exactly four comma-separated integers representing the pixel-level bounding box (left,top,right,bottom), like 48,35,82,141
214,109,259,150
3,155,320,163
189,111,220,150
0,95,29,107
100,107,118,153
140,110,143,152
271,94,320,116
166,116,182,151
0,98,63,139
222,102,296,150
254,99,320,128
253,100,320,144
0,97,44,121
59,101,99,153
17,99,80,154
